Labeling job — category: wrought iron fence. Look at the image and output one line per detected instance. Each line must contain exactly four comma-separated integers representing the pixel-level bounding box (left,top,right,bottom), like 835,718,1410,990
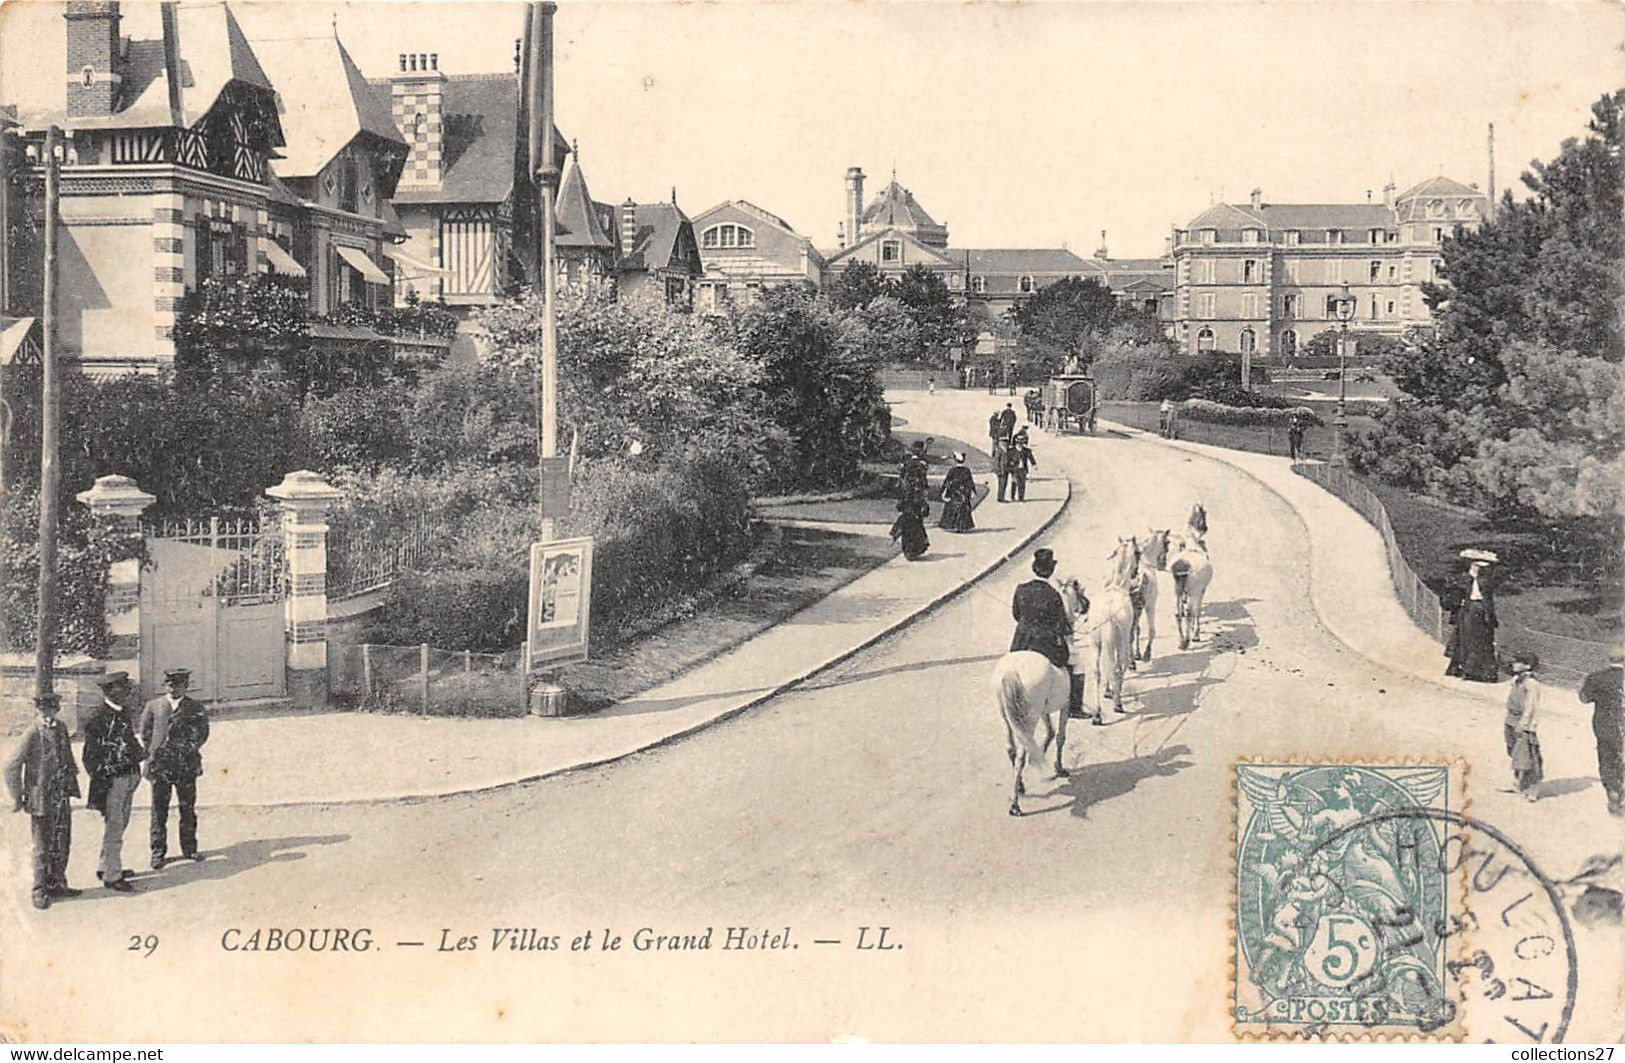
1291,462,1448,643
142,515,286,605
1291,462,1610,687
327,512,436,601
329,642,529,717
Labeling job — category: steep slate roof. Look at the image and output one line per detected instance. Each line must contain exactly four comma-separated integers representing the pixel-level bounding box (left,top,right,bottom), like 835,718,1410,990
1255,203,1396,229
621,203,690,272
956,248,1092,273
1397,176,1481,201
862,179,942,231
555,151,613,248
371,74,570,205
252,36,404,180
823,225,959,269
6,2,278,135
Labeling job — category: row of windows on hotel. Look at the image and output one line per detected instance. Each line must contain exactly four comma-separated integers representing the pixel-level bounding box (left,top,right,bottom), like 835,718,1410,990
1193,328,1329,355
1192,291,1405,321
1179,219,1471,246
1189,257,1444,285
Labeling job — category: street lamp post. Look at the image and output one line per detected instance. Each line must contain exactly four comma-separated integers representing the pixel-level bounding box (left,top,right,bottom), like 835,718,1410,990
1331,282,1356,466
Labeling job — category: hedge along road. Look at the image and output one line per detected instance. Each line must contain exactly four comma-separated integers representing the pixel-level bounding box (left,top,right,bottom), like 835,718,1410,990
4,390,1618,1043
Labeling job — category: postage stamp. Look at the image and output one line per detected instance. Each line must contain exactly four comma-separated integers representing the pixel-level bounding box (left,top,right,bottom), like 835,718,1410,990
1232,759,1470,1040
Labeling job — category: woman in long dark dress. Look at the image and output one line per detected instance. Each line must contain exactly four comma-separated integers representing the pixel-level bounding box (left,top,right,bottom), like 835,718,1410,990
891,498,931,559
1445,550,1499,682
939,453,976,532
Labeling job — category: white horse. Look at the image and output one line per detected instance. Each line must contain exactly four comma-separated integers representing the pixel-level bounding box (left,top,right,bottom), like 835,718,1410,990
1073,539,1139,726
991,644,1071,818
1128,528,1170,665
1169,530,1213,649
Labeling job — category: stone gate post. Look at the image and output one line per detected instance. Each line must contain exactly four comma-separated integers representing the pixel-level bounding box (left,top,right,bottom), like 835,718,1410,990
266,471,342,708
75,474,156,692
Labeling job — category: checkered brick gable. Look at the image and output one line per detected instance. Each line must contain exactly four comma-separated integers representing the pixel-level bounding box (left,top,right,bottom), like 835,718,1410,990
391,83,443,188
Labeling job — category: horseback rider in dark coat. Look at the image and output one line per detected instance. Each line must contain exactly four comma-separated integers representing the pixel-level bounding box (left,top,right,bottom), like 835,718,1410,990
1011,549,1072,672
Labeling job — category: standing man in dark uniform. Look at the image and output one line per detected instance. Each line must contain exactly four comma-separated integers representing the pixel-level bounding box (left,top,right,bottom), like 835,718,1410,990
1005,428,1037,502
1579,648,1624,816
998,403,1018,441
82,671,145,892
4,694,81,909
139,668,211,869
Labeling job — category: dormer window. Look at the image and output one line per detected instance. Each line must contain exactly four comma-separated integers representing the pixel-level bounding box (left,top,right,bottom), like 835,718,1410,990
1428,199,1445,217
1241,229,1260,244
881,239,901,264
1284,230,1300,245
1200,229,1216,245
701,223,755,250
1457,199,1475,217
1018,275,1036,293
1326,229,1343,245
948,274,963,291
972,275,986,294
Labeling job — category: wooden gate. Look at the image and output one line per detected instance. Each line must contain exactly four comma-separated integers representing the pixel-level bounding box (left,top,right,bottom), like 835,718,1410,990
141,516,287,703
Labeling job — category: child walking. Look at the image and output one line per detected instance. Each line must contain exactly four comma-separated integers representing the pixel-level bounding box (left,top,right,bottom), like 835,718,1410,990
1505,655,1544,801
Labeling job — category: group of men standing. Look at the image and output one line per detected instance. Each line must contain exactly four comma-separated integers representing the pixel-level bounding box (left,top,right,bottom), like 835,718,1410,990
988,405,1037,504
5,667,210,909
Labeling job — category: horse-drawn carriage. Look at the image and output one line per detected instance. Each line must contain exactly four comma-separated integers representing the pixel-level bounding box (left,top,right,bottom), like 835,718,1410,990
1041,373,1097,435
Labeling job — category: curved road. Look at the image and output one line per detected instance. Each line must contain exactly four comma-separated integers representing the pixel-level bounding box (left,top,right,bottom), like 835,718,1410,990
5,393,1616,1042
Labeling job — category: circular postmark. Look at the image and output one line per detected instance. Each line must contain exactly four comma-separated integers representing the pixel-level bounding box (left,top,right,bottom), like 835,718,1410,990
1303,808,1578,1042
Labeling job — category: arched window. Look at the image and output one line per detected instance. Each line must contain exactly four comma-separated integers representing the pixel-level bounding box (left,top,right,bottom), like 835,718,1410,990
1196,327,1216,352
700,223,755,250
971,275,986,294
1018,275,1035,293
1239,328,1256,354
1279,329,1298,356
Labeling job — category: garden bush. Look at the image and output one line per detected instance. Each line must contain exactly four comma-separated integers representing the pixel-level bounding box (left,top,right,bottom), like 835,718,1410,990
1181,398,1322,427
362,568,529,653
1,489,144,657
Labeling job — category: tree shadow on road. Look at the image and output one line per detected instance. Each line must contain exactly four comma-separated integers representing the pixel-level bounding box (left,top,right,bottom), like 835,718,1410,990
799,652,1006,694
1131,677,1221,721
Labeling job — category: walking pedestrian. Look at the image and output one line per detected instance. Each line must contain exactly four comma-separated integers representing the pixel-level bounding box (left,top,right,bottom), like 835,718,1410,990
1504,655,1544,802
938,452,977,532
988,409,1004,450
82,671,145,892
1287,412,1307,461
1444,550,1499,682
1159,399,1177,439
998,403,1018,441
4,694,81,909
1005,428,1037,502
1579,648,1624,816
139,668,211,869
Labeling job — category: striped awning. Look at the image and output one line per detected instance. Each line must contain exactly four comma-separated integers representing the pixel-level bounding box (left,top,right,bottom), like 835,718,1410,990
334,244,389,285
264,241,306,278
0,317,40,366
387,249,452,279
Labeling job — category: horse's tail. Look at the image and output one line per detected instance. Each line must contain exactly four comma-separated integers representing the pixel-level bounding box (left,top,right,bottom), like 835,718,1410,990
1171,557,1192,598
996,665,1047,765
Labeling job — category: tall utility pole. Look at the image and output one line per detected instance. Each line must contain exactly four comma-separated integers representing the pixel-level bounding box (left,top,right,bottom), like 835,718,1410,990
1487,122,1496,219
33,126,62,698
526,1,560,541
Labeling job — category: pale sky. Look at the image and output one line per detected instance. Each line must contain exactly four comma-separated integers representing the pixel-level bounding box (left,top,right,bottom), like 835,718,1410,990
3,1,1622,255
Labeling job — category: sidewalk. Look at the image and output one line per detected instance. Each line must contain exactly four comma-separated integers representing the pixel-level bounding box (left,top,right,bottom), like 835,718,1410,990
119,461,1068,809
1105,419,1603,723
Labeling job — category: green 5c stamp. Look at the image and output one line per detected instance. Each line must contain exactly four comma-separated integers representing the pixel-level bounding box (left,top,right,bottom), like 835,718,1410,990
1233,760,1467,1040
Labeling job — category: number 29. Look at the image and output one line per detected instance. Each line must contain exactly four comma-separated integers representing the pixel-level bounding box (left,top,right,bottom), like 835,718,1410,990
128,934,158,957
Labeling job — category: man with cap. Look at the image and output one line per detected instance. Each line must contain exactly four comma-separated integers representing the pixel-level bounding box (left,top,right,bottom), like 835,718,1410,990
82,671,145,892
1011,548,1074,680
1579,647,1625,816
3,693,81,909
139,668,211,868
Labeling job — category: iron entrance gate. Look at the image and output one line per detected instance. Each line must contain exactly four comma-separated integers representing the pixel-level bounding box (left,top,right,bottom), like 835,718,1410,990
141,516,287,703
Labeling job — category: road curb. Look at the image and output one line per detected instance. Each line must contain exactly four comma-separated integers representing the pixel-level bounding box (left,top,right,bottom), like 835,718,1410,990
1101,420,1507,709
171,480,1072,811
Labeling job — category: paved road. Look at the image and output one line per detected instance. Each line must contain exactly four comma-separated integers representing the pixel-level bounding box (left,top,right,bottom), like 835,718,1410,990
6,393,1617,1042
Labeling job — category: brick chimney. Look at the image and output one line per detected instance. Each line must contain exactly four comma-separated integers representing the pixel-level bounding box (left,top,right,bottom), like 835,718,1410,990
1249,187,1262,210
845,166,865,248
390,51,446,190
619,199,637,260
1382,179,1397,208
1093,229,1109,260
64,2,123,118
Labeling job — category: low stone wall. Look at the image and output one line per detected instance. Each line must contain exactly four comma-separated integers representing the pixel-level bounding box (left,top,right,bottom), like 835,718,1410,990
0,655,109,737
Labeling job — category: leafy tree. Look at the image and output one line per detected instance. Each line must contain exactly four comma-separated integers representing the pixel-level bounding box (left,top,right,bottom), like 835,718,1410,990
829,261,891,310
733,285,888,486
855,295,921,366
1012,276,1122,360
171,274,312,387
1300,328,1404,364
477,281,783,480
892,264,976,367
1354,89,1625,537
